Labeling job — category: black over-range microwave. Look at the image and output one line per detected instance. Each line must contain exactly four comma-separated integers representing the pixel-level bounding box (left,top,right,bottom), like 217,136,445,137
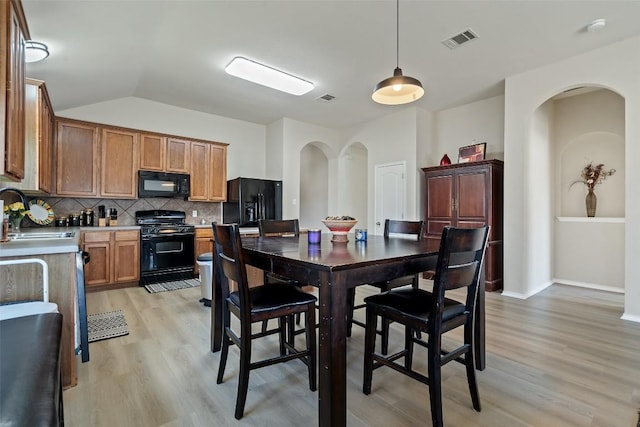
138,171,190,199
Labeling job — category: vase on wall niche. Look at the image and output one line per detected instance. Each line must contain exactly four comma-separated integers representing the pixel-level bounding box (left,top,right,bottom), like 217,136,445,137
585,188,597,217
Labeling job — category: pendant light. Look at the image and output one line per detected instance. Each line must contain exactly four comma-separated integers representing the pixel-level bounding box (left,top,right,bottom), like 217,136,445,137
372,0,424,105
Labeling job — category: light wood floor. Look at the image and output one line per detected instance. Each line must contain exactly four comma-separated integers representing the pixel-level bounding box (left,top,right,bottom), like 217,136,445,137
64,283,640,426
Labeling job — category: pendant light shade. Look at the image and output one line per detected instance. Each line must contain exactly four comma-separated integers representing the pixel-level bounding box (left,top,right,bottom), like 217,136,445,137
372,0,424,105
372,67,424,105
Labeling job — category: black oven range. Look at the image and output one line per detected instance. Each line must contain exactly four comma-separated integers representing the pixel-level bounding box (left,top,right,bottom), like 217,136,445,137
136,210,195,285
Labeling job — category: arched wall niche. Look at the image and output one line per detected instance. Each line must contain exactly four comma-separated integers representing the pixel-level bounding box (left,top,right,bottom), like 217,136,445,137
338,142,368,227
299,141,333,230
526,85,626,298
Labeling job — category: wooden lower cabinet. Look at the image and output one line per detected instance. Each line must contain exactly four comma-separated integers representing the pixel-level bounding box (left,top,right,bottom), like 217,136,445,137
83,229,140,290
194,227,213,276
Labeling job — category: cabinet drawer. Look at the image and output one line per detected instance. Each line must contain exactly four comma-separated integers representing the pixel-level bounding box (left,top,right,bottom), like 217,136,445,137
115,230,139,241
195,228,213,239
83,231,111,243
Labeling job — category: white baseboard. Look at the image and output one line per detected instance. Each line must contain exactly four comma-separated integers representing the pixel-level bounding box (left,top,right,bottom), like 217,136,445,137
501,281,552,299
621,313,640,323
552,278,624,294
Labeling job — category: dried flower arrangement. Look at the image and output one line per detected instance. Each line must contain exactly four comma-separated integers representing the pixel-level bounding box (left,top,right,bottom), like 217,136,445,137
571,162,616,191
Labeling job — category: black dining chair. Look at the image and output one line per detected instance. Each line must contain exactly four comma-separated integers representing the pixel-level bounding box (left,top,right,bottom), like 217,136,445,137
347,219,424,354
258,219,312,335
362,225,489,427
212,223,317,420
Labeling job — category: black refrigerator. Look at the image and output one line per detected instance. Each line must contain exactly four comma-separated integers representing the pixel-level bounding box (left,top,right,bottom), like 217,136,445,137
223,177,282,227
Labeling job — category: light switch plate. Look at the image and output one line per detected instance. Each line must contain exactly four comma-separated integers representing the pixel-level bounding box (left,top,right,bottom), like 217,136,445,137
192,210,198,217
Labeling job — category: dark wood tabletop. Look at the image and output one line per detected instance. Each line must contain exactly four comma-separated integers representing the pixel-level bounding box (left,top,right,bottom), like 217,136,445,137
210,234,484,426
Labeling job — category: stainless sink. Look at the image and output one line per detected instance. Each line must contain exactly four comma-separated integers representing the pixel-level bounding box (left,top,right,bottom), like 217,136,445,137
7,231,76,241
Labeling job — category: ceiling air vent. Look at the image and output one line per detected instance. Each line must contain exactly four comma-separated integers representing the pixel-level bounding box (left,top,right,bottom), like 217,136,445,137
316,94,336,102
442,28,479,49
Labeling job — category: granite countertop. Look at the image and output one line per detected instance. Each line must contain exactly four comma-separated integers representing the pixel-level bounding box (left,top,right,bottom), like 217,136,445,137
0,226,141,257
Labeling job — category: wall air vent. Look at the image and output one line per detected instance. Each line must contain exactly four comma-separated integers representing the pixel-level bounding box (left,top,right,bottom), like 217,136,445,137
442,28,479,49
316,94,336,102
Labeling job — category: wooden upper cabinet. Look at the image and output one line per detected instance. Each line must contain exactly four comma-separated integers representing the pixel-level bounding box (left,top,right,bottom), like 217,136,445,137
2,0,27,181
189,141,209,201
189,141,227,202
208,143,227,201
38,83,54,193
139,134,166,171
55,120,100,197
166,138,190,173
100,128,138,198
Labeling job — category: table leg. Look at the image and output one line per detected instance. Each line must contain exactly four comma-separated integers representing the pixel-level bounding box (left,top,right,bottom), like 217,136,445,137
317,271,348,427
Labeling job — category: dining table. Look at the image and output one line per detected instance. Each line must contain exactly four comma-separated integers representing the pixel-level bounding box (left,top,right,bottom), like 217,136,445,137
210,233,486,427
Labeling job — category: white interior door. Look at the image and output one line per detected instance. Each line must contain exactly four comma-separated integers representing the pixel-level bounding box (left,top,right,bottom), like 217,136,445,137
374,162,406,235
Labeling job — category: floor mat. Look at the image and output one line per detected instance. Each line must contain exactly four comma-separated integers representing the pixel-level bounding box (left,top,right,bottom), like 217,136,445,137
87,309,129,342
144,278,201,294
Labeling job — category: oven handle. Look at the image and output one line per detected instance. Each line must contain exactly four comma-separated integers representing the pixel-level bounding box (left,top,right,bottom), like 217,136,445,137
141,232,195,240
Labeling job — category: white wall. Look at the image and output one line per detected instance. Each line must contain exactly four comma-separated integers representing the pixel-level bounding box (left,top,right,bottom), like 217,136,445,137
344,108,421,231
57,97,267,181
435,95,505,163
300,144,329,230
503,35,640,321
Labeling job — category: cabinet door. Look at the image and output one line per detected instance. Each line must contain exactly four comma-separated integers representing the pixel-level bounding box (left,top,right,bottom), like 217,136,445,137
100,128,138,198
424,173,454,242
83,231,112,287
3,3,26,180
166,138,190,173
189,141,209,201
56,120,100,196
208,143,227,201
113,231,140,283
456,169,488,227
139,134,166,171
38,85,54,193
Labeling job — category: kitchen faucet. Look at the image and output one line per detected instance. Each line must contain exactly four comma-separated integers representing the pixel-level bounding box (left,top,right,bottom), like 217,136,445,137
0,187,29,207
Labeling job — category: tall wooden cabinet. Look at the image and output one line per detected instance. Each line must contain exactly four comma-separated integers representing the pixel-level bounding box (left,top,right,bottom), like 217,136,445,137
100,128,138,198
55,120,100,197
189,141,227,202
422,159,503,291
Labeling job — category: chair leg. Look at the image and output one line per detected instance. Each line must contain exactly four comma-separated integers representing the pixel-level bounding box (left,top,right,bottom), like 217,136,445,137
278,317,287,356
404,325,413,370
234,323,253,420
216,332,230,384
287,314,296,349
428,338,444,427
261,319,269,333
362,306,377,395
306,304,317,391
217,304,231,384
381,318,390,355
465,324,481,411
346,288,355,337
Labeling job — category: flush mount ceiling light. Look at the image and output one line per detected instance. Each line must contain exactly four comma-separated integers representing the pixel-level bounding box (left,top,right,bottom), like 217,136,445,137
586,18,606,33
225,56,314,96
372,0,424,105
25,40,50,63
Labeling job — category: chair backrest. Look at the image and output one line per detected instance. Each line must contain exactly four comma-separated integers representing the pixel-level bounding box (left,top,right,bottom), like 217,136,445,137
383,219,424,240
259,219,300,237
212,223,251,319
431,226,489,333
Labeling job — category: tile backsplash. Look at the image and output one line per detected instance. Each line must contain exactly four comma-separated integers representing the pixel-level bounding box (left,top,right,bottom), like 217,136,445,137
19,197,222,228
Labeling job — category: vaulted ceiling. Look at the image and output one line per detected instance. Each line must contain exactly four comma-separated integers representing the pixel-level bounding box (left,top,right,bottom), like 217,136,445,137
22,0,640,129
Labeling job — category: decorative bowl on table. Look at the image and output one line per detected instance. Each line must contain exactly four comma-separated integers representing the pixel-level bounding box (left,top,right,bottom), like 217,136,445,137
321,216,358,243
